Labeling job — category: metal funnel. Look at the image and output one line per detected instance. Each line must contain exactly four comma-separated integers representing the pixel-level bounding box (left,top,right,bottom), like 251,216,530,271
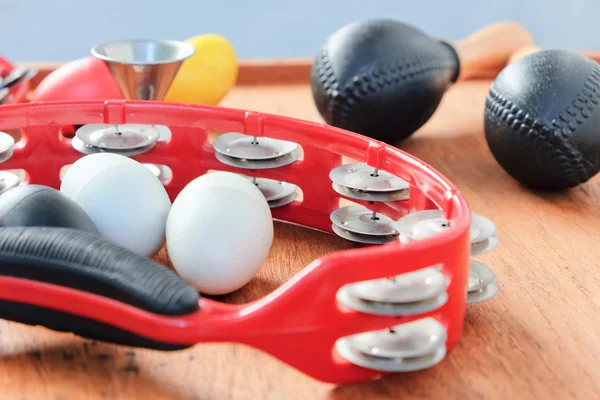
91,39,195,101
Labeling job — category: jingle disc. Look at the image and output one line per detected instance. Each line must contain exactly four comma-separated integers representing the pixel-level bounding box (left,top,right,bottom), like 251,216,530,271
468,259,495,293
0,131,14,163
336,339,446,372
330,205,399,236
247,177,297,202
213,133,298,160
337,287,448,316
71,136,156,157
331,223,398,245
341,318,447,359
76,124,161,150
344,267,447,304
268,192,298,208
471,213,496,244
0,67,37,90
397,210,449,243
0,88,9,104
332,182,409,202
0,171,20,194
215,148,301,170
471,234,499,256
467,281,498,304
330,163,410,193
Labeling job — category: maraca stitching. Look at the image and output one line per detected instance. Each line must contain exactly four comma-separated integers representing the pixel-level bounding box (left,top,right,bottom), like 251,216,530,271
550,67,600,139
315,48,456,127
486,88,595,185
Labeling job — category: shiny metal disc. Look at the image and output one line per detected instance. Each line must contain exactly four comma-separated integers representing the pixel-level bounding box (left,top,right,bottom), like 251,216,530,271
341,318,447,360
467,281,499,304
397,210,449,243
71,136,155,157
471,213,496,244
331,223,398,245
329,163,410,193
0,67,37,90
471,234,499,256
0,131,14,154
336,339,446,372
0,131,15,163
0,171,20,194
468,259,495,293
268,192,298,208
332,182,409,202
215,148,300,170
246,177,297,202
331,205,398,236
337,287,448,316
76,124,161,150
345,267,447,303
0,88,9,104
213,132,298,160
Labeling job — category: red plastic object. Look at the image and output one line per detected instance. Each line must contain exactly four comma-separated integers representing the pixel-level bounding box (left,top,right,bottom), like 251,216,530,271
31,56,124,102
0,55,30,104
0,100,471,384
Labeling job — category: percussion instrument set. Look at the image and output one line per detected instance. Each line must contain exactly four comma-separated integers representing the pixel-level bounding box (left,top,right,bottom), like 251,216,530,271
0,29,501,384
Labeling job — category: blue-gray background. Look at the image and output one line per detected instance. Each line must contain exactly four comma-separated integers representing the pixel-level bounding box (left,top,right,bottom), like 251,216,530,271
1,0,598,62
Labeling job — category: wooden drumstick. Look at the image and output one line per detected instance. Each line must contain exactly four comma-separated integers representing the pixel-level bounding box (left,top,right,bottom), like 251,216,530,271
449,21,535,81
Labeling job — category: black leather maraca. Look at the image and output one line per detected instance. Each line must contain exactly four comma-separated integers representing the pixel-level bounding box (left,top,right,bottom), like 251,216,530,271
484,49,600,190
311,19,534,143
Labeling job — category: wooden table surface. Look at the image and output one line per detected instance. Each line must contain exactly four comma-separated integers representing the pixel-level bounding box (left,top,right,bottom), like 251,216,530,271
1,79,599,399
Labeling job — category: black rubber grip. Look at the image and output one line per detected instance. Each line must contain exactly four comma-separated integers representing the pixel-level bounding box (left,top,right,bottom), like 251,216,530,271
0,226,200,316
0,300,192,350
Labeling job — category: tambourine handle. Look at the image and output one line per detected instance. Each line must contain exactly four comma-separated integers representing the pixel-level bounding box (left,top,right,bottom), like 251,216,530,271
0,226,200,350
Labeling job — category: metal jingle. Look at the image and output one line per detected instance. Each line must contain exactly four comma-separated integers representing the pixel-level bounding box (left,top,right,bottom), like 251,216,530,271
0,148,13,164
397,210,449,243
332,182,409,202
0,88,9,104
0,171,20,194
345,267,448,304
215,148,301,170
467,281,499,304
329,163,410,193
0,67,37,90
468,259,495,293
76,124,161,150
337,286,448,316
471,213,496,244
71,136,156,157
341,318,447,360
471,234,499,256
246,177,297,202
331,205,398,236
268,191,298,208
213,132,298,160
0,131,15,162
335,339,446,373
331,223,398,245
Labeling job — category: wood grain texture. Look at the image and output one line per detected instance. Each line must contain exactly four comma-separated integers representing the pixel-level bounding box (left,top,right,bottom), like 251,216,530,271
1,80,600,399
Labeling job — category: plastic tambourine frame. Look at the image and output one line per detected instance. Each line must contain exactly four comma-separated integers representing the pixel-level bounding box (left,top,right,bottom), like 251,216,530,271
0,100,473,385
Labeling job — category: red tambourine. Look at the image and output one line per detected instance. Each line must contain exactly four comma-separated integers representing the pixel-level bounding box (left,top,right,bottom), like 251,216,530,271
0,99,499,384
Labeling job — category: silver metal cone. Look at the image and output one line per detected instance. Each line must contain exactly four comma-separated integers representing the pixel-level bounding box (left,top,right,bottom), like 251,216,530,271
91,39,195,101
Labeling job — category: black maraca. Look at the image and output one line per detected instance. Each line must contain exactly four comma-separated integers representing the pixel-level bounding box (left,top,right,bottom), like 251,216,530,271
484,50,600,190
0,184,99,232
311,19,534,143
